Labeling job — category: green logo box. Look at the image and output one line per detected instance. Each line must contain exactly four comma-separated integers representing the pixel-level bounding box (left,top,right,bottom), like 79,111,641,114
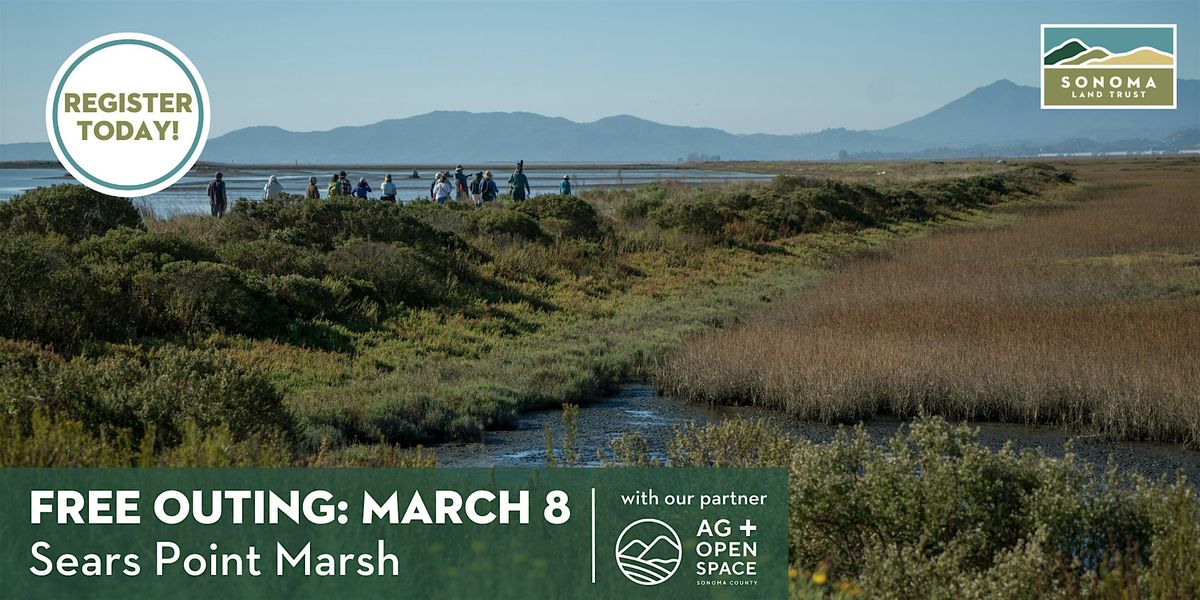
0,468,787,599
1041,24,1177,109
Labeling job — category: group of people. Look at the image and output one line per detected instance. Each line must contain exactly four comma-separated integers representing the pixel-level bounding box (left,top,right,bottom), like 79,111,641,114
205,161,573,217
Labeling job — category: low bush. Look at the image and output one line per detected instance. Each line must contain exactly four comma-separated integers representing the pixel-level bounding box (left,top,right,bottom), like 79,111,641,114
0,234,120,348
219,238,329,277
0,342,295,449
268,274,338,320
0,184,143,241
604,417,1200,598
77,226,219,270
475,209,546,242
517,194,604,239
133,261,288,337
327,240,446,307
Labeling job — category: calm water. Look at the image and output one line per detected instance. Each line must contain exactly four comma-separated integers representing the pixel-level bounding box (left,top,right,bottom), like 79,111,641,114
0,166,772,217
437,383,1200,483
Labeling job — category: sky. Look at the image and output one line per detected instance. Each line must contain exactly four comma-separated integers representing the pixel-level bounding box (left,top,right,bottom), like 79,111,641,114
1,0,1197,143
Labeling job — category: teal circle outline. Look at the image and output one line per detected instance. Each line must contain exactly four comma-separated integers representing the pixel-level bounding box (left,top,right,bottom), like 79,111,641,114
51,38,205,191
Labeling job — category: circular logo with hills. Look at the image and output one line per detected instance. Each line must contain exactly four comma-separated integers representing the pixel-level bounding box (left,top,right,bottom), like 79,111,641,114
614,518,682,586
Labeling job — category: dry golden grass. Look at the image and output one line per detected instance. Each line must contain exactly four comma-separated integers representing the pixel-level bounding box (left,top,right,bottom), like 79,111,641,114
659,159,1200,445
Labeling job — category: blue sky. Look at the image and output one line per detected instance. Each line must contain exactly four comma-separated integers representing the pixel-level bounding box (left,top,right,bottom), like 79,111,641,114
1,0,1196,143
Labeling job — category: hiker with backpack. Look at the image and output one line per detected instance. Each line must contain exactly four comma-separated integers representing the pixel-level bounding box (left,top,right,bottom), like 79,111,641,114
508,160,530,201
469,171,484,206
352,177,372,199
454,165,469,202
338,170,352,196
327,173,341,197
480,171,498,204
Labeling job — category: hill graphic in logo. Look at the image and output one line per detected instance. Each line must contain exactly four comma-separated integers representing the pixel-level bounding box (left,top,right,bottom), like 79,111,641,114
1041,25,1176,109
614,519,682,586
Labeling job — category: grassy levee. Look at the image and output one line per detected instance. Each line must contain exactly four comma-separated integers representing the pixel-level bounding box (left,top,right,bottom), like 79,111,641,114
658,159,1200,446
1,161,1075,464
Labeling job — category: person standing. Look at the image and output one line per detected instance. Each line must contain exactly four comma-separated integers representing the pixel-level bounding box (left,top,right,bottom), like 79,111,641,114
380,174,397,201
263,175,284,199
327,173,341,197
469,171,483,206
432,173,454,204
207,172,228,217
338,170,352,196
454,165,469,202
480,171,498,204
507,161,530,202
351,177,371,199
559,175,572,196
305,176,321,199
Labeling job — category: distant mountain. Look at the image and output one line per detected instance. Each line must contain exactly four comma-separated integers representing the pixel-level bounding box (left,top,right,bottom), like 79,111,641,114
196,112,921,163
877,78,1199,147
3,79,1197,163
0,142,56,162
1044,39,1090,65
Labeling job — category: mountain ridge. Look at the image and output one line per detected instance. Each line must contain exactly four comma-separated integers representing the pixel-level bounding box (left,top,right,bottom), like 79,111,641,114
3,79,1197,163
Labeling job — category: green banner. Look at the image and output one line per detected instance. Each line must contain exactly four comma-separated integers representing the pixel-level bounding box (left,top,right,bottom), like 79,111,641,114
1042,67,1175,107
0,468,787,599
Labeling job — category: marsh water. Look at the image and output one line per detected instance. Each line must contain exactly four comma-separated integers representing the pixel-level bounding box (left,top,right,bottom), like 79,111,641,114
436,382,1200,483
0,166,772,216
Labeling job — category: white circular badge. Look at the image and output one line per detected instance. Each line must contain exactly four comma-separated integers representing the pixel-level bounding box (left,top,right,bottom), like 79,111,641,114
45,33,210,197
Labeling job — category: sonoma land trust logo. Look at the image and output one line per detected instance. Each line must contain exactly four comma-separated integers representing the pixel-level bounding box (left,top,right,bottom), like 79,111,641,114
1041,24,1176,109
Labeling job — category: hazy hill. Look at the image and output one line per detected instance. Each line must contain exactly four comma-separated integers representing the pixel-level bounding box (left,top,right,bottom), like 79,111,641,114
877,79,1199,147
197,112,921,163
3,79,1197,163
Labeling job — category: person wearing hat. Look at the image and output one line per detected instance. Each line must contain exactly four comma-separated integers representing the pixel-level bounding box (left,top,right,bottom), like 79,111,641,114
352,177,372,199
507,161,530,202
469,171,484,206
305,176,320,199
480,171,498,204
453,165,469,202
327,173,341,197
559,175,572,196
380,174,397,202
206,171,227,217
338,170,352,196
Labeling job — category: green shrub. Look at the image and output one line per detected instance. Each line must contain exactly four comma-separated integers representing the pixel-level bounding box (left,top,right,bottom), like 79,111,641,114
327,240,444,306
651,199,725,236
606,417,1199,598
133,261,287,337
222,196,469,258
517,194,603,238
0,184,142,241
77,226,219,270
476,210,546,242
219,238,329,277
0,234,122,347
268,274,337,320
0,344,294,449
